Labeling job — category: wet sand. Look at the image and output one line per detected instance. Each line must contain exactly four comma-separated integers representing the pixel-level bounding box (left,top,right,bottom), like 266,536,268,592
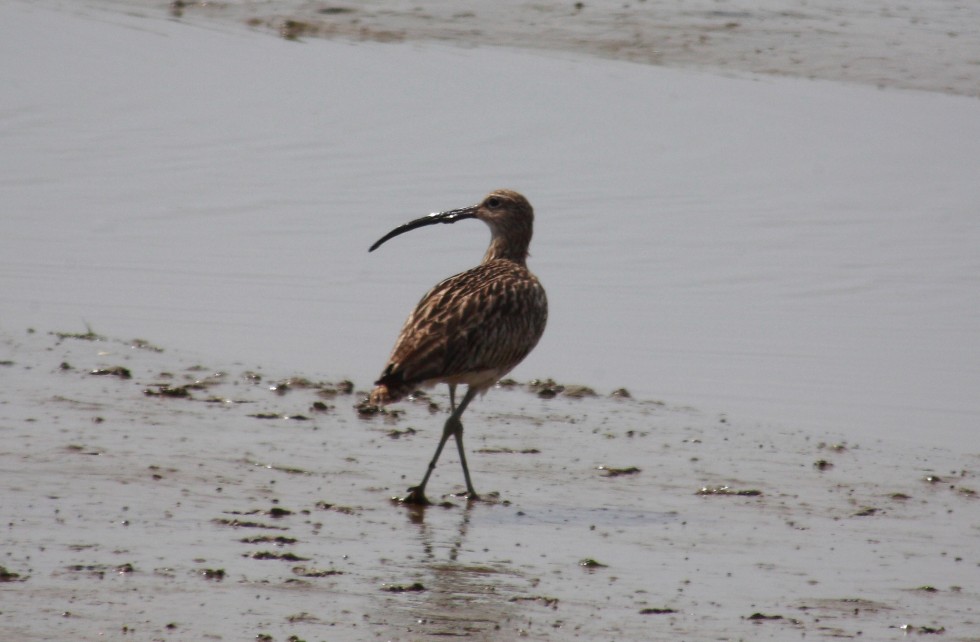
2,328,977,640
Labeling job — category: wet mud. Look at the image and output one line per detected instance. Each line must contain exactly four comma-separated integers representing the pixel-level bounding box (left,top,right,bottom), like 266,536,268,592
1,327,978,640
161,0,980,97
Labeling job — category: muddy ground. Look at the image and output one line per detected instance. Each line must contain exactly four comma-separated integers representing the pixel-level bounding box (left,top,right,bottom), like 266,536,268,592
1,327,977,640
159,0,980,97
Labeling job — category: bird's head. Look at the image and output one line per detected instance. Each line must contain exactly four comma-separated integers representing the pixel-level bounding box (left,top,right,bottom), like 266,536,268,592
369,189,534,264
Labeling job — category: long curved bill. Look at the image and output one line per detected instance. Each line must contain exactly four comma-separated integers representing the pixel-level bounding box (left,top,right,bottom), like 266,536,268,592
369,206,477,252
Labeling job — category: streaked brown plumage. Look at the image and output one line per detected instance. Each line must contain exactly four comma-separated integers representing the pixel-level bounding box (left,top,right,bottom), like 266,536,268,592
368,189,547,504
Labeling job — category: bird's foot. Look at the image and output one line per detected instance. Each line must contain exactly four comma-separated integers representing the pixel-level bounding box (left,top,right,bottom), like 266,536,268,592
398,486,431,506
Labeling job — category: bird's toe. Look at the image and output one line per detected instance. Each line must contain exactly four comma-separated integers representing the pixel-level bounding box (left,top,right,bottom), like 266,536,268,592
399,486,431,506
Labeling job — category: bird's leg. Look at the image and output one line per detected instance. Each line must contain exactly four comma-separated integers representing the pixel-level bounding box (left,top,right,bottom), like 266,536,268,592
402,385,479,505
450,387,480,501
402,385,459,505
403,425,452,505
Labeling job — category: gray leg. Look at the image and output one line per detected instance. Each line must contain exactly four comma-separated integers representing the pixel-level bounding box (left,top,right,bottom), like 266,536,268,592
403,385,479,504
451,387,479,499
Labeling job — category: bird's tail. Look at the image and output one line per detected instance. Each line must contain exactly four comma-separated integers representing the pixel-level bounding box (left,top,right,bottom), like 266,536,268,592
369,384,394,406
370,366,416,406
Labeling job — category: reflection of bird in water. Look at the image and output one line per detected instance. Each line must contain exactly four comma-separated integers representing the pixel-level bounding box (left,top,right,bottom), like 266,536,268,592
368,189,548,505
391,504,525,639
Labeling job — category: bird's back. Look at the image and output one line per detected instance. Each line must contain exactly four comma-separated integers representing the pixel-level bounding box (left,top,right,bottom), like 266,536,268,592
371,258,547,405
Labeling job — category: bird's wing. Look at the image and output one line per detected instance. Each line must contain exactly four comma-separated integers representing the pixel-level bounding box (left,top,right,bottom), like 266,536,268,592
376,261,547,392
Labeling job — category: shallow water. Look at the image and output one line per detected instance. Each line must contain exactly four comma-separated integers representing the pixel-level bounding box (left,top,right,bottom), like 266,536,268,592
3,1,979,452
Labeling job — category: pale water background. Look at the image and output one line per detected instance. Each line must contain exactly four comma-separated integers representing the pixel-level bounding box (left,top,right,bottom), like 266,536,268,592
2,0,979,449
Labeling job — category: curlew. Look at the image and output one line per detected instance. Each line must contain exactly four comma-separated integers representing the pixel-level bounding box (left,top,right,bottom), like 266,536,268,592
368,189,547,505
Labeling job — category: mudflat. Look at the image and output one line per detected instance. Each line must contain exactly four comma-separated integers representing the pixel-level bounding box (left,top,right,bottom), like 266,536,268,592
2,328,976,640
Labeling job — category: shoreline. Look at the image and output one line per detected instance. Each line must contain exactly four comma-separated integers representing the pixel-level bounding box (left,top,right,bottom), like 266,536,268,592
158,0,980,97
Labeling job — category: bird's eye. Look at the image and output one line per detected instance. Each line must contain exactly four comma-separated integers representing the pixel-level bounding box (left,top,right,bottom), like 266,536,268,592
486,197,502,208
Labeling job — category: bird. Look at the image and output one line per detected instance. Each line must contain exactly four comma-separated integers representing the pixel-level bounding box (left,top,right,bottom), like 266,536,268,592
368,189,548,505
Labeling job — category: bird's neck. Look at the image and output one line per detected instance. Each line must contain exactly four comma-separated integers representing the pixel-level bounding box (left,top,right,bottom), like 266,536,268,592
482,236,529,265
